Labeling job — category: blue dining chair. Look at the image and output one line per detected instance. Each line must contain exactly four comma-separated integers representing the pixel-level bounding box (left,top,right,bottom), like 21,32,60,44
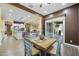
47,35,63,56
56,39,62,56
24,37,40,56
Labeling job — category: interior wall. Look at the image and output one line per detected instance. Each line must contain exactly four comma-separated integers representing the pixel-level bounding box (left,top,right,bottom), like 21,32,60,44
44,4,79,46
78,5,79,46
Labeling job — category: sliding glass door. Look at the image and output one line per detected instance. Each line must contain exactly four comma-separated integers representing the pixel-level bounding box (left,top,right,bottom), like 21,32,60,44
45,15,65,42
45,20,54,38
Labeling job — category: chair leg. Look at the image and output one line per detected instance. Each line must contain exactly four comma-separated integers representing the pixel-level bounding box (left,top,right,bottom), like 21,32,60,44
44,52,47,56
24,49,26,56
39,52,41,56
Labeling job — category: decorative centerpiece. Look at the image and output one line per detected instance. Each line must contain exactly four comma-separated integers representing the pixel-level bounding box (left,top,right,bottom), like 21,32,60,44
39,35,45,40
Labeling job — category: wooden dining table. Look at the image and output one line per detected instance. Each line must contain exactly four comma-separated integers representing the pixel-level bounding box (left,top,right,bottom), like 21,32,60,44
30,37,56,51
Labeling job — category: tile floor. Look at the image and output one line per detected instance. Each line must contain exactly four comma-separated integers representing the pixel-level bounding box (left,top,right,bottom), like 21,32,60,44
0,38,24,56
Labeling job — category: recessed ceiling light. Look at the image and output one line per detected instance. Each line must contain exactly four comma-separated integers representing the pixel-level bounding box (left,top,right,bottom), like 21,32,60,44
27,15,31,17
9,9,13,12
62,3,66,5
49,14,53,17
64,10,68,14
44,11,47,13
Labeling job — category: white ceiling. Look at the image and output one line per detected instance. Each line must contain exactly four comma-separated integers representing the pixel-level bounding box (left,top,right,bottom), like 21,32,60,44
0,3,41,22
20,3,76,16
0,3,76,22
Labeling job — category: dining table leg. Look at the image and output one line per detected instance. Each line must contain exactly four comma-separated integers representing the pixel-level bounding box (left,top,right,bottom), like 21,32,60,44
44,52,47,56
40,50,47,56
